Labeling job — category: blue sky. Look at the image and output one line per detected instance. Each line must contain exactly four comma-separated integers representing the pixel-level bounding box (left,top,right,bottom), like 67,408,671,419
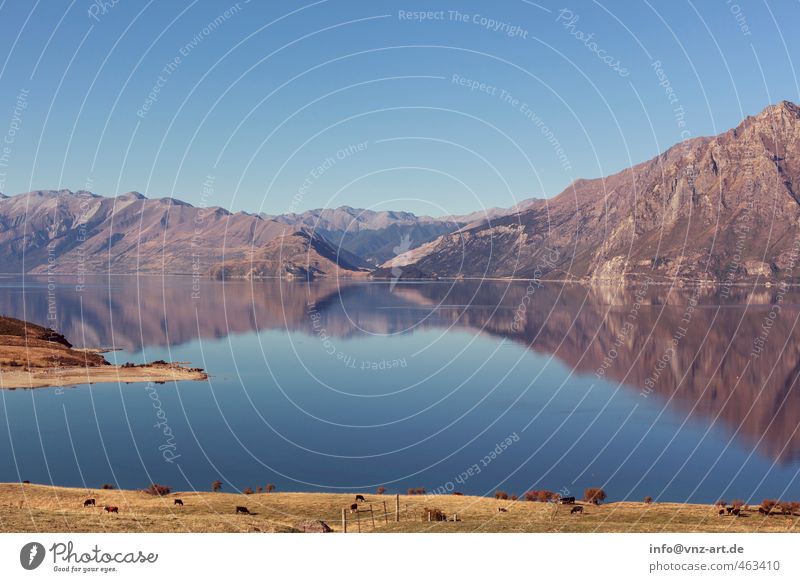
0,0,797,216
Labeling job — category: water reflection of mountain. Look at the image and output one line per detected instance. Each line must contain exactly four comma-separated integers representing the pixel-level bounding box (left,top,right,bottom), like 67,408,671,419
4,276,800,463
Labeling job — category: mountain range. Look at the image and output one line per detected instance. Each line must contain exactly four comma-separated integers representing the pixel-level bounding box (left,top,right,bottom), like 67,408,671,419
383,101,800,284
1,101,798,282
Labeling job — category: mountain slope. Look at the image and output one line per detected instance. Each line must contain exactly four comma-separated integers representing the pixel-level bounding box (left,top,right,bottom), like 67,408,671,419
380,101,800,283
209,229,370,280
267,206,462,265
0,190,288,274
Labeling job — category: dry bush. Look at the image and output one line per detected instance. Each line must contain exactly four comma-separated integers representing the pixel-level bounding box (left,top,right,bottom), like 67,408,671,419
761,499,778,513
407,487,426,495
211,480,222,492
376,487,386,495
731,499,745,510
265,484,275,493
511,494,518,501
256,486,263,493
243,487,254,495
644,496,653,504
494,490,509,500
714,499,726,508
524,490,557,502
584,488,607,505
101,484,115,490
423,507,447,521
143,483,171,496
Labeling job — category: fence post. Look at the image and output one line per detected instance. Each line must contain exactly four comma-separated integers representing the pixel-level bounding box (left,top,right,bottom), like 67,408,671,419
395,494,400,522
383,501,388,523
370,504,375,528
427,510,431,522
356,508,361,533
341,507,346,533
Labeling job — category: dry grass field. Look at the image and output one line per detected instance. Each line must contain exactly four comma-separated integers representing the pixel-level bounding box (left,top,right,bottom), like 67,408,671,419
2,483,799,533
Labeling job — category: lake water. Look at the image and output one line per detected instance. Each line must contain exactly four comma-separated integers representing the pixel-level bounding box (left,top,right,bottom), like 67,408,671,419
1,275,799,503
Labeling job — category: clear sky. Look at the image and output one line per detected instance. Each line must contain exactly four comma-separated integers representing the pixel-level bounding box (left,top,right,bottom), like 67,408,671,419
0,0,797,216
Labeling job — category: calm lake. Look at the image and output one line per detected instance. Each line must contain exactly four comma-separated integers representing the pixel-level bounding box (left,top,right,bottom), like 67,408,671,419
1,275,799,503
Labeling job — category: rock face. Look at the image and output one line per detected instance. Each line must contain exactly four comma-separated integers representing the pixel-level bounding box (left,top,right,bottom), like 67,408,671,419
381,101,800,283
209,229,370,280
0,190,288,275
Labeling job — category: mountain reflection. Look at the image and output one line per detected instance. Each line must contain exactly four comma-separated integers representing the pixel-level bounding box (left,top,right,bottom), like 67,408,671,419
3,275,800,463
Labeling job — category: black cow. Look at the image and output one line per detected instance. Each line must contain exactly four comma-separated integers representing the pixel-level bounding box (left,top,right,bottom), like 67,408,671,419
570,506,583,514
235,506,250,514
560,496,576,504
83,498,96,508
174,499,184,506
498,507,508,513
349,503,358,513
355,495,365,502
104,506,119,513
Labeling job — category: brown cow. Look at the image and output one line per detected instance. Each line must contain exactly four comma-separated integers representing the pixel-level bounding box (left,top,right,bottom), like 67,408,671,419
104,506,119,513
235,506,250,514
355,495,366,502
498,507,508,513
719,509,726,516
570,506,583,514
174,499,184,506
83,498,96,508
349,503,358,513
452,492,463,496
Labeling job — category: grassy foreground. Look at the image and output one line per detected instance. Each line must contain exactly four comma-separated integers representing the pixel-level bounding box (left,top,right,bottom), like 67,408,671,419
2,483,799,533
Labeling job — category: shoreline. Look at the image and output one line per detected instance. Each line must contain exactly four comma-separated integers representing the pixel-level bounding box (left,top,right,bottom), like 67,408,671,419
0,362,207,390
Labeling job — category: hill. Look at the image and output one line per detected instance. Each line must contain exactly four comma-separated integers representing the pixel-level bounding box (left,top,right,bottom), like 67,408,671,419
2,483,797,533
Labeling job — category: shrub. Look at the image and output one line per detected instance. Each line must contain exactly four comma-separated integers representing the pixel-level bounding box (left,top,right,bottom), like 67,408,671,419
243,487,254,495
511,494,518,501
524,490,557,502
144,483,171,496
584,488,607,505
731,499,745,510
265,483,275,493
376,487,386,495
407,487,426,495
786,501,800,515
644,496,653,504
714,499,726,508
211,480,222,492
257,486,263,493
494,490,509,500
761,499,778,513
423,507,447,521
101,483,115,490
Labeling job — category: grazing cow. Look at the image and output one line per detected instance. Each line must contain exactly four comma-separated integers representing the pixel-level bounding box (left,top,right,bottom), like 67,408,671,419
570,506,583,515
174,499,184,506
758,507,767,515
725,507,734,514
235,506,250,515
355,495,365,502
83,498,96,508
560,496,576,505
498,508,508,513
22,480,30,484
732,508,741,517
349,503,358,513
719,509,726,516
452,492,463,496
104,506,119,513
